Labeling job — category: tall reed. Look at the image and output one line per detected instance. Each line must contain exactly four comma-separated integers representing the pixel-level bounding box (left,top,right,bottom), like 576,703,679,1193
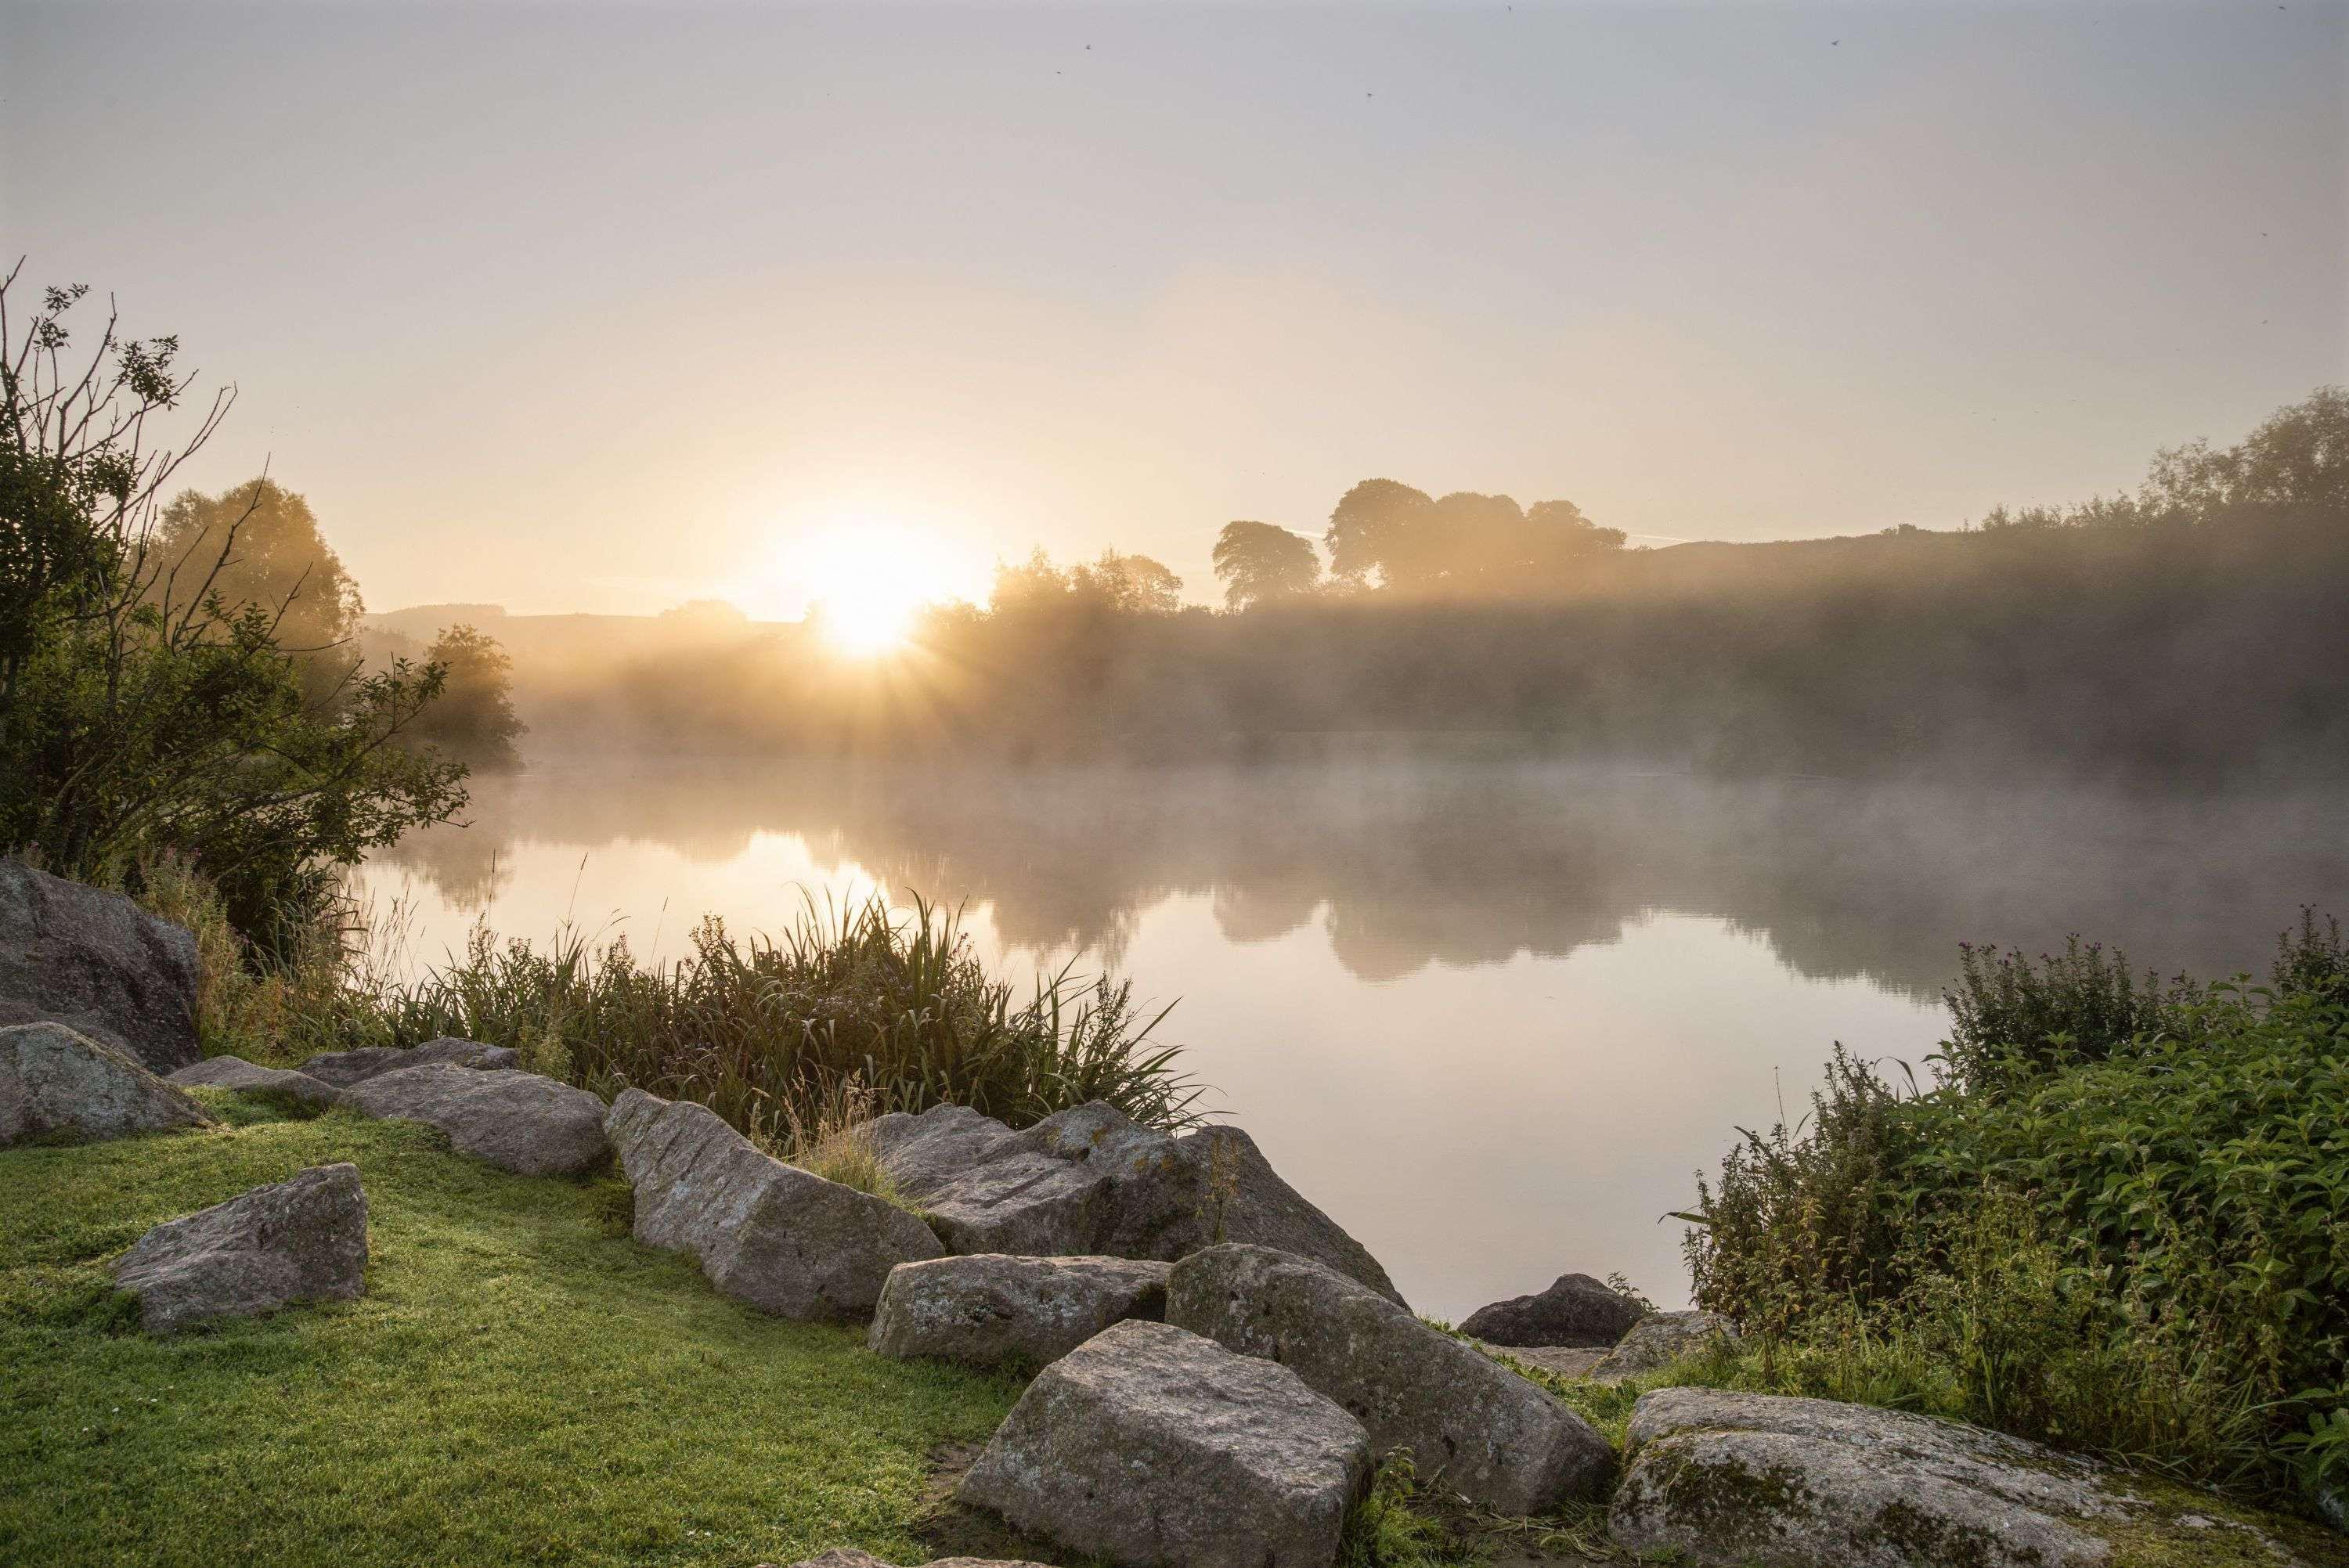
290,891,1201,1136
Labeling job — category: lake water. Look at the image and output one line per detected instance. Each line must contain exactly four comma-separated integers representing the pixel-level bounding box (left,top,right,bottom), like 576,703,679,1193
355,760,2348,1320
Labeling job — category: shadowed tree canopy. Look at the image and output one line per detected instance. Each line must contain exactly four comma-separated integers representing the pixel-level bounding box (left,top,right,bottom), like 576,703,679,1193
1212,521,1321,609
990,548,1182,616
150,478,364,707
1074,550,1183,615
405,624,525,770
1324,479,1626,598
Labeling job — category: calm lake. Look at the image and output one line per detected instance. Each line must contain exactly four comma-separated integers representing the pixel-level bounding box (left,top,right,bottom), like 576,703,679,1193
355,760,2348,1319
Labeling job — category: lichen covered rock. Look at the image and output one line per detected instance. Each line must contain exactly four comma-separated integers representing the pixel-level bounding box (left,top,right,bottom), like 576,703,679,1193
298,1036,520,1087
869,1253,1170,1367
0,1021,215,1148
1458,1271,1644,1348
112,1162,367,1334
869,1101,1402,1305
0,861,200,1072
1608,1387,2332,1568
1167,1243,1611,1513
606,1088,944,1319
340,1064,607,1176
1591,1310,1740,1380
958,1318,1369,1568
168,1055,344,1112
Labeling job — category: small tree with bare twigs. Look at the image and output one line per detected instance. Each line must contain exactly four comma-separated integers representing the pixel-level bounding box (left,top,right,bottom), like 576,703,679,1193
0,262,467,946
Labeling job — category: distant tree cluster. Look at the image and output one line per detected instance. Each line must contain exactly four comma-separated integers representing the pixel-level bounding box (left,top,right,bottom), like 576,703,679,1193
1211,481,1626,609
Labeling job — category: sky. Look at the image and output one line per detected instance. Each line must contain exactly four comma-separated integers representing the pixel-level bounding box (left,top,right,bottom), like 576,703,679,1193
5,0,2344,615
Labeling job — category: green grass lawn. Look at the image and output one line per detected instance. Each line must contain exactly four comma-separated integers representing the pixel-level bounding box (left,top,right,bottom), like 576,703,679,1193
0,1094,1023,1568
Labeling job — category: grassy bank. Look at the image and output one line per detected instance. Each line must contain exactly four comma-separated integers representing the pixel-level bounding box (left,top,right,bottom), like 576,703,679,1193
0,1097,1022,1568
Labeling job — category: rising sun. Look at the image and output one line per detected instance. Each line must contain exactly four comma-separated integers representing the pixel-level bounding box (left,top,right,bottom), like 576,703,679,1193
787,521,951,656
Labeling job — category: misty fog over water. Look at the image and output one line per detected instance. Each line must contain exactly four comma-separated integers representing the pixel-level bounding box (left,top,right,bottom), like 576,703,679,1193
355,759,2348,1317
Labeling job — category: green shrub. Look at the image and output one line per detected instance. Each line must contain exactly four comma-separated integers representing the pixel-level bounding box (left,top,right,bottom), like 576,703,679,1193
1942,935,2200,1090
1680,916,2349,1508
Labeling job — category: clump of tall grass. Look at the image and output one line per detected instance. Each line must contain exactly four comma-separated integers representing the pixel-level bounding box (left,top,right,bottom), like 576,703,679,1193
293,891,1200,1137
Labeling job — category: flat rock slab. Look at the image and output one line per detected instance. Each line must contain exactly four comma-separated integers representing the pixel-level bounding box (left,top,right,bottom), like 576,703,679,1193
1169,1243,1611,1514
168,1056,344,1112
1475,1341,1610,1380
113,1162,368,1334
0,862,200,1073
0,1021,215,1148
1591,1310,1738,1380
960,1319,1370,1568
1460,1272,1644,1348
870,1253,1171,1367
298,1036,520,1087
341,1064,606,1176
607,1089,944,1319
870,1101,1404,1306
1613,1388,2161,1568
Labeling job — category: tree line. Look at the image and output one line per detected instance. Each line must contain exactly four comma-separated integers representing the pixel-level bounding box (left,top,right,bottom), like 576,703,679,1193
541,386,2346,784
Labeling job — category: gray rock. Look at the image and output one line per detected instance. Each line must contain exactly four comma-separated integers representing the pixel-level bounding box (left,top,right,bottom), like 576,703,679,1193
340,1064,606,1176
1613,1388,2137,1568
112,1163,368,1334
958,1318,1369,1568
1591,1310,1740,1380
0,861,200,1072
869,1253,1171,1367
1167,1243,1611,1513
870,1101,1403,1306
782,1552,1051,1568
297,1036,521,1087
1458,1271,1644,1348
606,1088,944,1319
168,1055,344,1112
0,1021,216,1148
1178,1123,1405,1306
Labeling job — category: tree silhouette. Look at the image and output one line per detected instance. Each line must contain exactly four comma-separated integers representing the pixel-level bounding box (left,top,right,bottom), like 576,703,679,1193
1212,521,1321,608
150,478,365,707
406,624,525,769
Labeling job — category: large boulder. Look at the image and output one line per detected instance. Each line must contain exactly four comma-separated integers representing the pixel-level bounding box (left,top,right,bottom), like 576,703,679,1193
0,1021,216,1148
0,861,200,1072
1178,1123,1403,1306
1591,1310,1739,1381
869,1253,1171,1367
1459,1271,1644,1348
297,1036,520,1088
112,1162,368,1334
1610,1387,2322,1568
340,1064,607,1176
168,1055,344,1112
869,1101,1403,1306
606,1088,944,1319
1167,1243,1611,1513
958,1318,1369,1568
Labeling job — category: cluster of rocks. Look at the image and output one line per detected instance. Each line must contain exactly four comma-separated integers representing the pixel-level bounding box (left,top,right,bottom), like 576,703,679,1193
10,863,2330,1567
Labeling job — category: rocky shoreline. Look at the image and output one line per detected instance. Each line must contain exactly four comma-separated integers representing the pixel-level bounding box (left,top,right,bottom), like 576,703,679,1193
5,863,2340,1568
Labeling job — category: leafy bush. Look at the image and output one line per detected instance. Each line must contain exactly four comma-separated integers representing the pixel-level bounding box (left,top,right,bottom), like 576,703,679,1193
1,272,467,947
1680,916,2349,1506
1942,936,2201,1089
